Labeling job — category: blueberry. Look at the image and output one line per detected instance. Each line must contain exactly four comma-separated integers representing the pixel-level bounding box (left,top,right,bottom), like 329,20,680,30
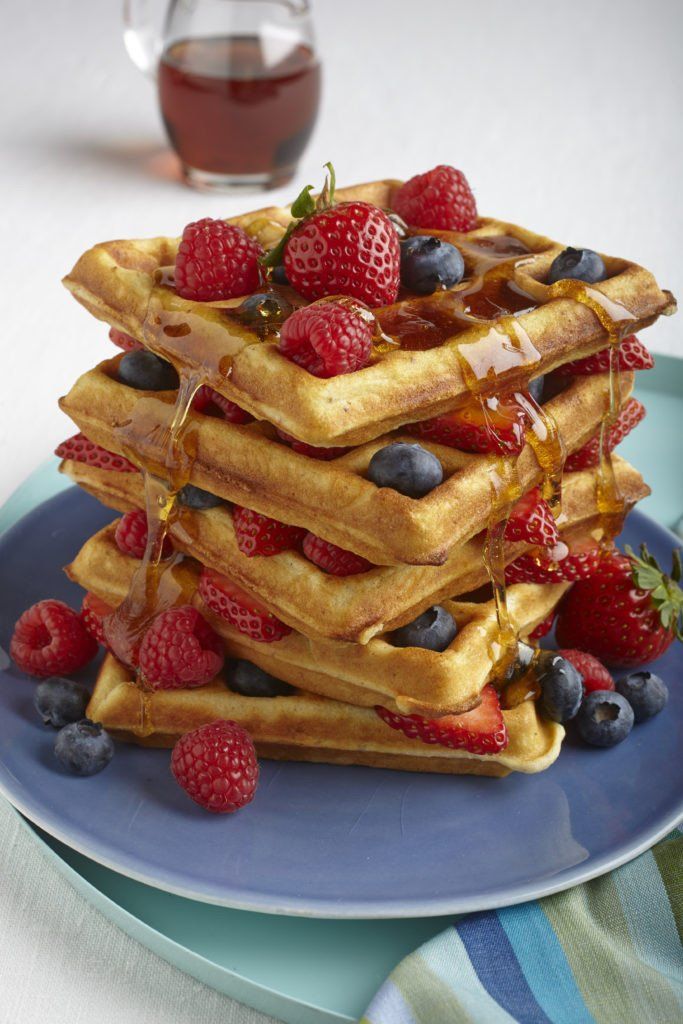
271,265,290,286
547,247,606,285
528,375,545,405
535,651,583,722
616,671,668,723
116,350,179,391
576,690,634,747
228,659,295,698
34,678,89,728
389,606,457,652
177,484,225,509
237,291,293,327
54,719,114,776
367,442,443,498
400,236,465,294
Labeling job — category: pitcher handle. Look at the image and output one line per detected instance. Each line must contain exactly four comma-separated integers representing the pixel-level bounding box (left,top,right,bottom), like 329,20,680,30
123,0,164,79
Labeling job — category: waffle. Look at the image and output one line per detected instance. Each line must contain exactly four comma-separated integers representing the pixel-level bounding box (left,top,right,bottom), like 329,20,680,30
87,654,564,776
62,180,675,448
59,357,636,566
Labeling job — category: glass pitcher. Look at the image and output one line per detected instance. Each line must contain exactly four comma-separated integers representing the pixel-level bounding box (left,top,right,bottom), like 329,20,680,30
123,0,321,192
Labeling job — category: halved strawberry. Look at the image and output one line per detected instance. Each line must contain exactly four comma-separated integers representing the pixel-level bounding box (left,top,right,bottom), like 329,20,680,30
198,567,291,642
109,327,142,352
55,433,137,472
558,335,653,376
192,385,253,424
556,649,615,694
407,393,527,455
528,610,556,641
302,534,373,576
565,398,645,471
233,506,306,557
80,592,114,647
505,487,559,547
276,428,351,461
375,685,508,754
505,542,602,584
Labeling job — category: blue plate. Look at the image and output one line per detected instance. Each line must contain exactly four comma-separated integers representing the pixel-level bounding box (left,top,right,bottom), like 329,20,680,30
0,486,681,918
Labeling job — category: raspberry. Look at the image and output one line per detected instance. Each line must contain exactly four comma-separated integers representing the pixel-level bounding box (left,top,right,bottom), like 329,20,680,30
283,201,400,308
557,649,615,694
192,385,253,424
302,534,373,576
114,509,173,560
174,218,263,301
392,165,478,232
198,568,291,642
108,327,142,352
55,433,137,472
276,429,350,460
80,592,114,646
279,302,373,377
11,599,98,678
233,506,306,557
171,720,259,814
565,398,645,471
138,606,224,690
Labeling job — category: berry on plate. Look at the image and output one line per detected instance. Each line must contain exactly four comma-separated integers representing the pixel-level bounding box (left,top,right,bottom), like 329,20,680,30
392,165,478,233
367,442,443,498
564,398,645,471
55,433,137,473
505,541,602,585
80,592,114,646
505,488,559,548
108,327,142,352
376,684,508,754
54,719,115,776
138,606,224,690
556,649,614,695
233,506,306,557
115,509,173,560
407,393,527,455
11,599,98,678
615,671,668,723
227,659,296,698
171,719,259,814
34,678,90,728
279,301,373,377
192,385,253,424
399,236,465,294
575,691,634,747
558,335,654,376
388,606,457,652
177,484,225,509
175,218,263,301
555,544,683,667
534,651,584,722
198,568,291,642
302,534,373,576
547,247,606,285
276,429,351,460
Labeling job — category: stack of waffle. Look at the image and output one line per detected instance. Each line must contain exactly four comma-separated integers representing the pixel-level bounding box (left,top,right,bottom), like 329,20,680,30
58,179,673,777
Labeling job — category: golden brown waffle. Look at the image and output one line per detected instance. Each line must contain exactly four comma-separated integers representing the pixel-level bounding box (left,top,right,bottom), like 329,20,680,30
62,180,675,447
60,357,635,566
62,458,648,644
88,654,564,776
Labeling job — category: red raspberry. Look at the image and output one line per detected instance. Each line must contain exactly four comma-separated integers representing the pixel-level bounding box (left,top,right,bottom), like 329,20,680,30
55,433,137,472
283,202,400,308
276,429,351,460
557,649,615,694
11,599,98,678
114,509,173,560
302,533,373,576
138,606,224,690
109,327,142,352
192,385,253,424
528,610,556,641
171,720,259,814
392,165,478,232
233,506,306,557
198,568,291,642
279,302,373,378
558,335,654,376
80,592,114,646
565,398,645,471
175,219,263,301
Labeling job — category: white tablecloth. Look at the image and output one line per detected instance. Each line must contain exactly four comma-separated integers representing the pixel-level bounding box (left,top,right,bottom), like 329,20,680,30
2,1,681,1021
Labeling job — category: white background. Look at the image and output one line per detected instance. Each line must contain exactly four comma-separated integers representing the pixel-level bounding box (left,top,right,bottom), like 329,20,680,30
1,1,681,1021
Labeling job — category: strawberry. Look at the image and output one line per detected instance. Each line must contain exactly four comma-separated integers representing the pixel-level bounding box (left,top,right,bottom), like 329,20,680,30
556,649,615,694
232,506,306,557
505,542,602,584
262,163,400,308
555,544,683,667
407,393,527,455
198,567,291,642
375,685,508,754
109,327,142,352
505,488,559,547
55,433,137,472
528,610,556,641
564,398,645,471
392,165,478,233
302,533,373,576
80,592,114,646
276,429,351,460
558,335,654,376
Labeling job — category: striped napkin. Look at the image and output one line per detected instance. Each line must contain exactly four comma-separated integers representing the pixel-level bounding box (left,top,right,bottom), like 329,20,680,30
362,830,682,1024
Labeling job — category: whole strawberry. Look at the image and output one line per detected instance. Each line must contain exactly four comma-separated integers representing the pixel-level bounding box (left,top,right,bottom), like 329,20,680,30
556,544,683,667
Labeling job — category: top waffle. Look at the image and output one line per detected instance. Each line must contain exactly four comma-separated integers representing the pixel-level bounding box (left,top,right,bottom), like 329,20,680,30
62,180,675,447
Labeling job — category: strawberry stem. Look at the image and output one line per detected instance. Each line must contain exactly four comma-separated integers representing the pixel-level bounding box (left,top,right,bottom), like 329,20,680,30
625,543,683,642
259,162,337,270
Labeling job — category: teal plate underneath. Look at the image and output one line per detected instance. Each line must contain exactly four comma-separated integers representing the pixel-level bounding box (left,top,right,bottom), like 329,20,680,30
3,354,683,1024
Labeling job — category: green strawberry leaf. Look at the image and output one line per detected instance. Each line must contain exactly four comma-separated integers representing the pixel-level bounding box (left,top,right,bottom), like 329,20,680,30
625,543,683,642
290,183,316,219
258,162,338,271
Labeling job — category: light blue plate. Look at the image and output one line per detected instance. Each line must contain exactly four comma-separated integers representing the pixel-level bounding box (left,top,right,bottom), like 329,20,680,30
1,356,682,1024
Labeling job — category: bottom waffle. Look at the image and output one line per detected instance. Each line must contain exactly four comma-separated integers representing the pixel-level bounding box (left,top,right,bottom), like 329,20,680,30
89,655,564,777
